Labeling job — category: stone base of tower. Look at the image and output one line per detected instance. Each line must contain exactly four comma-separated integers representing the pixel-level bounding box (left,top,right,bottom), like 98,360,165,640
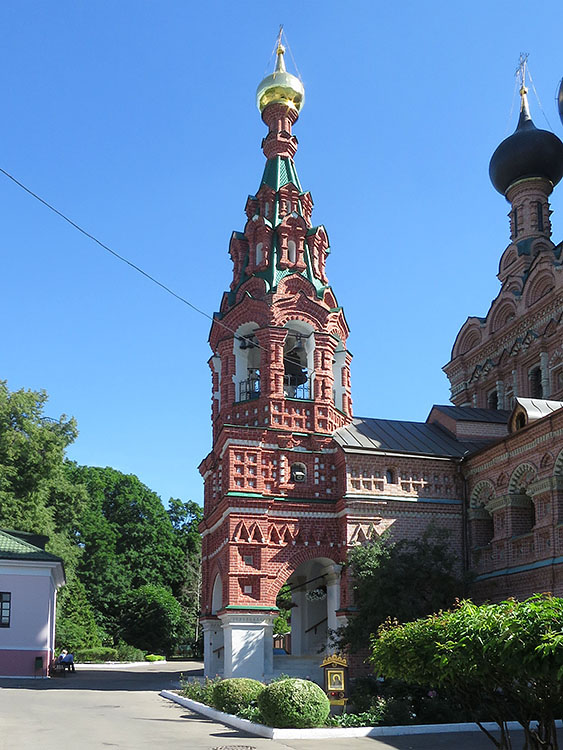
201,617,224,678
203,610,277,681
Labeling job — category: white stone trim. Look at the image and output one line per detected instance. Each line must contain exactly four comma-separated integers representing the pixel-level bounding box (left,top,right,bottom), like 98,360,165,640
160,692,561,740
202,499,461,538
201,506,341,537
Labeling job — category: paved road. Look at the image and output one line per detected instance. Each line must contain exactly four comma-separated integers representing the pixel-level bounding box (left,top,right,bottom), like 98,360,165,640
0,662,553,749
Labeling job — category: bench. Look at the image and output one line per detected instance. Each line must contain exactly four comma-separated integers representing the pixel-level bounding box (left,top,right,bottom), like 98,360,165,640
51,659,75,675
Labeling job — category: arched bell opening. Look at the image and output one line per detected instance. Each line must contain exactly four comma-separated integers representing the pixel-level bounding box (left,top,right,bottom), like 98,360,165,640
332,339,346,411
234,323,261,402
283,320,314,399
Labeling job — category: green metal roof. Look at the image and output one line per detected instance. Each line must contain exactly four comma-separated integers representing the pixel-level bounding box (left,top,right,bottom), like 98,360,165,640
260,156,302,192
0,529,63,563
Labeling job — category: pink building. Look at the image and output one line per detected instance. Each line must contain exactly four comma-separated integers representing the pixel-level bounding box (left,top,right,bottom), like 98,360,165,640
0,529,65,678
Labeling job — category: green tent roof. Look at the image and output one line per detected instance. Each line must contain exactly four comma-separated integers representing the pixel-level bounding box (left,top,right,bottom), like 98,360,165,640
260,156,302,192
0,529,63,563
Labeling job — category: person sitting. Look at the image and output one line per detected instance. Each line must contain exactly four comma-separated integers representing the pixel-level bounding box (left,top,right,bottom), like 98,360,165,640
58,649,75,672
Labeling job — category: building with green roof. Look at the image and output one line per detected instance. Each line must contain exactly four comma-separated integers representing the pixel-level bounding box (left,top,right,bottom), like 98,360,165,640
0,529,65,677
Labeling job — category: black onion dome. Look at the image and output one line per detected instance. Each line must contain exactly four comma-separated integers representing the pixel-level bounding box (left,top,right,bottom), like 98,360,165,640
558,78,563,127
489,101,563,195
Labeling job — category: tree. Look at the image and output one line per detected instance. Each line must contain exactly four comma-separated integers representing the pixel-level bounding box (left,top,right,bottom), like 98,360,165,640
121,584,186,655
371,596,563,750
167,498,203,648
340,528,465,652
67,465,186,639
273,584,292,635
0,381,79,536
55,576,102,652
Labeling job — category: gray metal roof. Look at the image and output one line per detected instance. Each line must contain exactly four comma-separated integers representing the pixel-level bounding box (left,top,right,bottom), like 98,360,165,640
429,405,511,424
334,417,488,458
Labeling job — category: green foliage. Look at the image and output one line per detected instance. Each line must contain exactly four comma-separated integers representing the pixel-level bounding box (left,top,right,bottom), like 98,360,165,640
67,465,187,638
257,678,330,728
273,584,292,635
341,528,464,652
55,577,102,652
74,647,118,662
372,595,563,749
0,382,79,534
349,675,468,724
0,381,201,657
236,705,263,723
180,676,222,704
166,498,203,645
121,584,185,655
211,678,265,714
144,653,165,662
116,642,145,662
327,708,386,728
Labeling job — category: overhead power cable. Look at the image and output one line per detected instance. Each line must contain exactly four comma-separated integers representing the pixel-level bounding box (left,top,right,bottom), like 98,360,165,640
0,165,317,376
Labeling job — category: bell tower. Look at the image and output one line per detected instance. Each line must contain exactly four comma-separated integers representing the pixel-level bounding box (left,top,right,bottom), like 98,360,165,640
199,40,352,680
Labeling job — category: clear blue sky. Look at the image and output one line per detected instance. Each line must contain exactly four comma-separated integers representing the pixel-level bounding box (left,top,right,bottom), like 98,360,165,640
3,1,563,506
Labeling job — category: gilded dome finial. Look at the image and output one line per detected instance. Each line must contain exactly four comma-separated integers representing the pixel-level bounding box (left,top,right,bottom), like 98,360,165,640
256,30,305,114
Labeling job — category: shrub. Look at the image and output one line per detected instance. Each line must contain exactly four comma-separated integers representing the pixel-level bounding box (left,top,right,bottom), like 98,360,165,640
74,647,118,663
121,585,185,655
145,654,165,662
116,642,146,662
180,676,222,704
236,705,263,723
257,678,330,728
372,595,563,749
327,707,385,728
211,678,264,715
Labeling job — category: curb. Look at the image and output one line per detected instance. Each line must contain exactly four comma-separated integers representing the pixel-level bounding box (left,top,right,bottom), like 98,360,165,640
160,691,563,740
78,661,164,669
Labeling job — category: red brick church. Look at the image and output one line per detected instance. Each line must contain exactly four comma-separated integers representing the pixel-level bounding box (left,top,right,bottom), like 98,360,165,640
199,46,563,680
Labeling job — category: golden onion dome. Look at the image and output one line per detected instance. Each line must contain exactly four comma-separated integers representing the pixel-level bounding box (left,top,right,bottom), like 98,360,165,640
256,44,305,114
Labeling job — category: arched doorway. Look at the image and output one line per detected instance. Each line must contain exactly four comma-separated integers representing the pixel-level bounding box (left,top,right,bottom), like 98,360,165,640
273,557,342,682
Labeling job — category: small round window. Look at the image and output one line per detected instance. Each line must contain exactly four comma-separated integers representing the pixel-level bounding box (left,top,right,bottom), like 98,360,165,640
291,462,307,483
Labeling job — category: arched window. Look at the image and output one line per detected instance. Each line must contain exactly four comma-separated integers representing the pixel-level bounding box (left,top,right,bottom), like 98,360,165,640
264,202,270,218
288,240,297,264
256,242,263,265
290,462,306,483
515,413,526,430
537,201,544,232
487,390,498,410
530,366,543,398
211,574,223,615
385,469,396,484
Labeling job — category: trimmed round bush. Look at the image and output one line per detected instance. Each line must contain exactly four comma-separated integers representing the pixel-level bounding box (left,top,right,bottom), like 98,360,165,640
212,678,265,715
257,678,330,728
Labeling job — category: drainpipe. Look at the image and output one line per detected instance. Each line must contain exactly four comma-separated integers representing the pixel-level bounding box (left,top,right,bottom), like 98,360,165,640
458,453,470,587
